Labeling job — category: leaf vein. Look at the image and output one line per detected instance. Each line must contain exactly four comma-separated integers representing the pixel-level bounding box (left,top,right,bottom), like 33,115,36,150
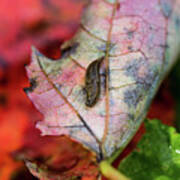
35,53,101,150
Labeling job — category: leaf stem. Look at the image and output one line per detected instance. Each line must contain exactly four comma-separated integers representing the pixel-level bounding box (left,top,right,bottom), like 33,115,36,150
99,161,130,180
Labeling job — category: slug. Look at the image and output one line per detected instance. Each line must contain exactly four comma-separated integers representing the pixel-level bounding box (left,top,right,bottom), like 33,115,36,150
85,57,104,107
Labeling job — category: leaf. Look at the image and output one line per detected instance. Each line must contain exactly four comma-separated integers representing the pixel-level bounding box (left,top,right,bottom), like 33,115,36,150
25,0,180,160
118,119,180,180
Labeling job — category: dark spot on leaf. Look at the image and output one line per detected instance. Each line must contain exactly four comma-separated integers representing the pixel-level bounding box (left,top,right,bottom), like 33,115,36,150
127,31,134,39
127,46,133,51
137,70,157,91
124,69,157,108
98,44,107,52
61,43,79,58
125,58,157,88
124,58,158,107
56,84,62,91
24,78,37,93
175,17,180,28
124,86,143,108
149,26,153,30
160,0,172,18
99,43,114,52
124,58,144,78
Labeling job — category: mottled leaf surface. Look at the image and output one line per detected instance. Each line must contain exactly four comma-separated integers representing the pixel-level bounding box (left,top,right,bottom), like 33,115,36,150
118,119,180,180
26,0,180,159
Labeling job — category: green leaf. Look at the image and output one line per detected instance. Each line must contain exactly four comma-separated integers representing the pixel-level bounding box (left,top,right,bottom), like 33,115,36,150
118,119,180,180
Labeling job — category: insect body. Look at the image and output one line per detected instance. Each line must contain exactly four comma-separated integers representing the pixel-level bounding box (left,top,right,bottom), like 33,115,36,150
85,57,104,107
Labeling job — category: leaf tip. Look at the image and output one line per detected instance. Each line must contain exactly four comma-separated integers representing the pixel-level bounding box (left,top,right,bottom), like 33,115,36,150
31,46,42,58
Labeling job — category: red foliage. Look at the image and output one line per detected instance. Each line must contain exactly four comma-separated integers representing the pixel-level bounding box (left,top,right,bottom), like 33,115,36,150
0,0,87,64
0,0,87,179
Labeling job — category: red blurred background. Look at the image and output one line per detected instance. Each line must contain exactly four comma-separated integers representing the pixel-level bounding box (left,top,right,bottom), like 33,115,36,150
0,0,178,179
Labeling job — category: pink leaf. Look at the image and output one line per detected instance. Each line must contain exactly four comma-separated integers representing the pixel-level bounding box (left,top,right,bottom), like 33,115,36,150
25,0,180,161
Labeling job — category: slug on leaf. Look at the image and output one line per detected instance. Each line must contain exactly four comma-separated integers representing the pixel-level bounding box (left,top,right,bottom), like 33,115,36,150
85,57,104,107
